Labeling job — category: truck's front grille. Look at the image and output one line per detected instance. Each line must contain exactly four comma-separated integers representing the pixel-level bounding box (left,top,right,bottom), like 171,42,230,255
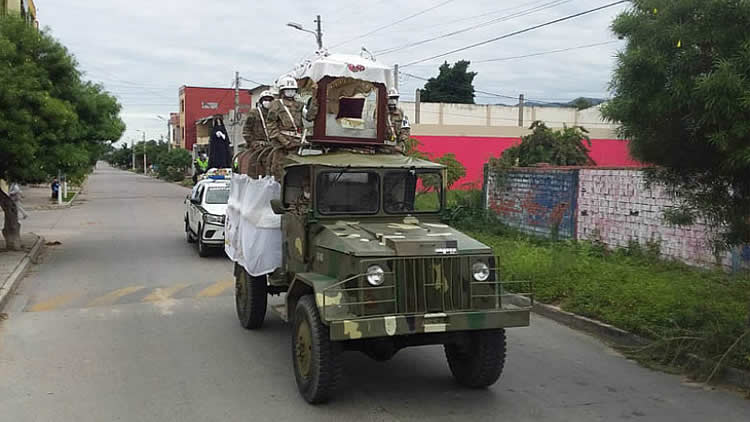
391,256,472,313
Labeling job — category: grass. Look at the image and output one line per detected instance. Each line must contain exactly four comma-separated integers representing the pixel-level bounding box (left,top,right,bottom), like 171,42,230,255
62,191,76,202
442,190,750,375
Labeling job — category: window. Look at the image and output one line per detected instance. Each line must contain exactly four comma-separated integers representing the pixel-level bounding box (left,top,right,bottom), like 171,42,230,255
181,99,185,112
384,170,442,213
317,171,379,214
283,167,311,207
205,186,230,204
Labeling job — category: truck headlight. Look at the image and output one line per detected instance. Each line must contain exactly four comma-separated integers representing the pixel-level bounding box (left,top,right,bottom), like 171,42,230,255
472,262,490,281
366,265,385,286
204,214,225,225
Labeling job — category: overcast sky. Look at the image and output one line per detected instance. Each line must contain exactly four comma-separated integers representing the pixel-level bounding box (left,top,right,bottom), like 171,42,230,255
39,0,628,145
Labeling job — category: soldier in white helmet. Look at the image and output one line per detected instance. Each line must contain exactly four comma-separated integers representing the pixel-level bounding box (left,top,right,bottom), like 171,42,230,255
386,88,411,151
266,75,318,179
237,89,274,176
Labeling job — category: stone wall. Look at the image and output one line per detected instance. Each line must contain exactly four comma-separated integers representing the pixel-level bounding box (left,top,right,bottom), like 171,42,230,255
485,168,578,239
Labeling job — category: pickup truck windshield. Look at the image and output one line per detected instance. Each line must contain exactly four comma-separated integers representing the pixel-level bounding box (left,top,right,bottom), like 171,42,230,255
317,171,379,214
384,170,442,213
205,186,230,204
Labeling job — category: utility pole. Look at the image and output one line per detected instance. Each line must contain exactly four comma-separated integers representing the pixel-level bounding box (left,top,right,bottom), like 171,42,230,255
518,94,525,128
315,15,323,50
131,138,135,170
415,89,421,124
394,64,399,91
233,71,240,157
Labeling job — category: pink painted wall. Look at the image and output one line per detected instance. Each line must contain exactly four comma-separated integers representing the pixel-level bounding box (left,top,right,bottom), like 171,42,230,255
414,135,640,189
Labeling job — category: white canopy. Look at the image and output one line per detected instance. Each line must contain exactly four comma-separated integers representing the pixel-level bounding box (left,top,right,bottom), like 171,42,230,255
293,52,394,88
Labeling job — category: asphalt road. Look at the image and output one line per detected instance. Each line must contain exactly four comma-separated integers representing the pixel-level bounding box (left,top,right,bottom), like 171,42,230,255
1,164,748,421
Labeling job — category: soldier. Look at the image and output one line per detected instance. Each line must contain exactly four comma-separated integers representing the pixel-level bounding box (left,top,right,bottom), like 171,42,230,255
265,75,317,180
238,90,274,177
386,88,411,151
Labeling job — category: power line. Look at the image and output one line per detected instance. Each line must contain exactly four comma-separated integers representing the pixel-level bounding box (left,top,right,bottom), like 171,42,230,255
473,40,619,63
329,0,457,49
402,0,628,67
374,0,573,56
402,72,521,101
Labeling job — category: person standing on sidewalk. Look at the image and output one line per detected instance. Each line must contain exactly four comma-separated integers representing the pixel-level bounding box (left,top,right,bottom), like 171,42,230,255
9,183,28,220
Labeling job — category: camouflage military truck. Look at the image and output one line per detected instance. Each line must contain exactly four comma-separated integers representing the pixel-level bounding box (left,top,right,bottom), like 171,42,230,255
228,53,532,404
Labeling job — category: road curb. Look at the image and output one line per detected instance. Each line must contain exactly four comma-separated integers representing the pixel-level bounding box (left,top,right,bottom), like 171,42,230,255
0,233,44,312
525,299,750,389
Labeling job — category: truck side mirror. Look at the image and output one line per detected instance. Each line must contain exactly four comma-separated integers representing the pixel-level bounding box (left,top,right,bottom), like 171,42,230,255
190,197,200,205
270,199,287,215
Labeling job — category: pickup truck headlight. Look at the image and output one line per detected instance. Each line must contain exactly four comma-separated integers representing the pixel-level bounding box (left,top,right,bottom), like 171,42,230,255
204,214,225,225
472,262,490,281
366,265,385,286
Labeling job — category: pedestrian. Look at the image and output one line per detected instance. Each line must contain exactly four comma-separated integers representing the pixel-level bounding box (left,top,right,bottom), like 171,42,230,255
9,183,28,220
50,178,60,200
385,88,411,151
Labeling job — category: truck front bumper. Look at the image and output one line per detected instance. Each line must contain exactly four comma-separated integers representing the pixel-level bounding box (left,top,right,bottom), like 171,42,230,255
201,223,225,245
328,308,530,341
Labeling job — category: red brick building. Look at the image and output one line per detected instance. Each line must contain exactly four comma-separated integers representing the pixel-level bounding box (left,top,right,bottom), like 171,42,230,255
178,86,252,151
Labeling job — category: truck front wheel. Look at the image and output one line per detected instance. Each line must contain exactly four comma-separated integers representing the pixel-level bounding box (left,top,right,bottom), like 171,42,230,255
292,295,342,404
235,269,267,329
444,329,506,388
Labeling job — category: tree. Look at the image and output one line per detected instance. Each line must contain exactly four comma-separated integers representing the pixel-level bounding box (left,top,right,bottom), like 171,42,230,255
570,97,593,110
491,121,594,169
156,149,192,181
603,1,750,256
0,16,125,249
434,153,466,189
420,60,477,104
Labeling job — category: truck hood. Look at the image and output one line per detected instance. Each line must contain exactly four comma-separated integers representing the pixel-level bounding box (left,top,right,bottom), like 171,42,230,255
202,203,227,216
315,219,491,257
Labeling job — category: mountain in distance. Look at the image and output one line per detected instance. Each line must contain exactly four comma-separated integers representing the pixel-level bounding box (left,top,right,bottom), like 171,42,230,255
518,97,607,109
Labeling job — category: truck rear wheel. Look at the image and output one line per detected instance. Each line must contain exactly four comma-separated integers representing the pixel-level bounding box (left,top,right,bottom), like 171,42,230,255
235,269,267,329
444,329,506,388
292,295,342,404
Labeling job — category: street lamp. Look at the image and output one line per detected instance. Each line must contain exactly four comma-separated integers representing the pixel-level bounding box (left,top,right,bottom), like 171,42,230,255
136,130,147,174
287,15,323,50
155,115,171,151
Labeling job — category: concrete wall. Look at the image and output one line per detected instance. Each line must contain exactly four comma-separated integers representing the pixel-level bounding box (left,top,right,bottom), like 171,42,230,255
484,167,750,272
486,168,579,239
401,101,618,138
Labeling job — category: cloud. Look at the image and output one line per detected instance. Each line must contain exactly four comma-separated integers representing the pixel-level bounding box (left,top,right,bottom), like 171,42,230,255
40,0,629,143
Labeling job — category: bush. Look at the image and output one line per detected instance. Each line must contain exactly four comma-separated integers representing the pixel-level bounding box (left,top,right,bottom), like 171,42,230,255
156,149,191,182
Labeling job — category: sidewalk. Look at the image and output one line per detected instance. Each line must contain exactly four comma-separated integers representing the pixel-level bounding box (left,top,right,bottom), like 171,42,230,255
0,233,44,311
20,183,79,210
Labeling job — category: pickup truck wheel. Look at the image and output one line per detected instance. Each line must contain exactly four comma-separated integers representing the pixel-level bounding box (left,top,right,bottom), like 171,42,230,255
235,269,267,329
185,219,195,243
292,295,342,404
444,329,506,388
197,226,210,257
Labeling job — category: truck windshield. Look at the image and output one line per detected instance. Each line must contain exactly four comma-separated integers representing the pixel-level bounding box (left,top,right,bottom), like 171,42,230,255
205,186,230,204
317,171,379,214
384,170,442,213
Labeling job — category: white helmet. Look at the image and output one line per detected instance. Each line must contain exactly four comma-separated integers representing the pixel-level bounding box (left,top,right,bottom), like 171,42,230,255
259,90,274,100
278,75,298,91
388,88,400,99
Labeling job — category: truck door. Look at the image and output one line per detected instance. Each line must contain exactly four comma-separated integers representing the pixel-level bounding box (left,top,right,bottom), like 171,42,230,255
281,167,311,274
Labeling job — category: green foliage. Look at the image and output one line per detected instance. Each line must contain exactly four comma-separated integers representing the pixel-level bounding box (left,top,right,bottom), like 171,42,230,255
108,144,133,168
0,15,125,184
570,97,593,110
156,148,191,181
489,121,594,171
433,153,466,189
403,137,430,160
420,60,477,104
602,0,750,251
469,229,750,373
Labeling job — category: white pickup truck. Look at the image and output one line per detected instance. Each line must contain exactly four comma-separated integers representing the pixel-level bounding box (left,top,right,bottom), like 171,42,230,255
184,178,230,257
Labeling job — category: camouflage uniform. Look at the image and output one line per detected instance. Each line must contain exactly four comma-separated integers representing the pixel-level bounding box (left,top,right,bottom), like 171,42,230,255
238,106,271,177
386,108,411,151
266,97,318,180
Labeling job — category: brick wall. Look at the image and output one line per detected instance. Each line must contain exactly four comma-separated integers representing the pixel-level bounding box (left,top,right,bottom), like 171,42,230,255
484,167,750,272
486,168,578,239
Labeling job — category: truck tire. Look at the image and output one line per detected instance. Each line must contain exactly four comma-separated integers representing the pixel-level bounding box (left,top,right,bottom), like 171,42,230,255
197,225,210,257
292,295,342,404
185,219,195,243
235,269,267,329
444,329,506,388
